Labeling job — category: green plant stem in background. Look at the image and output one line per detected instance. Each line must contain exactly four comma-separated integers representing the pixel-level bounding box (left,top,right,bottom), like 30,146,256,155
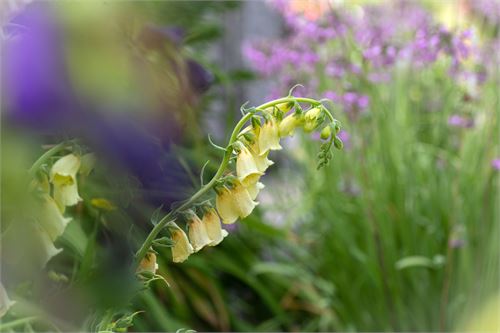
0,317,38,331
133,96,333,268
28,141,71,177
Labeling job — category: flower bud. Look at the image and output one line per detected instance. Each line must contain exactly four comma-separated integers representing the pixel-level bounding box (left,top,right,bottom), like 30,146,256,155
202,208,228,246
279,113,302,138
258,117,282,155
334,136,344,149
303,107,324,133
169,224,194,263
320,126,332,140
50,154,82,212
187,211,212,252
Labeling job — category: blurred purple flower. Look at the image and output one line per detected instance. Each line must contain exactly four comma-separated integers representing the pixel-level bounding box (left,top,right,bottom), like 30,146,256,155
492,158,500,170
2,2,78,131
448,114,475,128
337,130,351,149
469,0,500,26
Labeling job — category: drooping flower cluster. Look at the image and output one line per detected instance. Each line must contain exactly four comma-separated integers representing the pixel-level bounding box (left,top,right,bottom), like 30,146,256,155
31,153,87,266
164,99,341,263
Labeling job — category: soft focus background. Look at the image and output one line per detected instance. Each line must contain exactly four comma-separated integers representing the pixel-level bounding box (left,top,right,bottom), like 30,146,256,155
1,0,499,332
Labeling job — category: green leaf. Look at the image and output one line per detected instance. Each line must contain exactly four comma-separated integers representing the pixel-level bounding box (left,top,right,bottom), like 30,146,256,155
150,205,164,226
395,256,435,270
152,236,175,248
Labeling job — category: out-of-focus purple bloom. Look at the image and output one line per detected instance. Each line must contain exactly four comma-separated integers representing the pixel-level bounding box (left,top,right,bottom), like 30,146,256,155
469,0,500,26
492,158,500,170
337,130,350,149
342,92,370,119
448,114,475,128
2,2,78,131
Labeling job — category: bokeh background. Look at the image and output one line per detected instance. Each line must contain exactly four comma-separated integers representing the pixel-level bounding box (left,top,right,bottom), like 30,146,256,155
1,0,499,332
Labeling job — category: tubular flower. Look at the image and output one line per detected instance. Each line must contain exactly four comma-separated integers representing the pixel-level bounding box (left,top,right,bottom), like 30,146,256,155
258,117,282,155
243,132,274,174
303,107,324,132
236,144,263,184
216,186,240,224
50,154,82,211
216,181,258,224
187,212,212,252
169,224,194,263
231,181,258,219
202,208,228,246
279,113,303,137
38,194,72,242
137,252,159,274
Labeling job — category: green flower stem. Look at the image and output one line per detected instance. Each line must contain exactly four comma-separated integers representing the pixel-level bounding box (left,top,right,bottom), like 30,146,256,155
28,141,71,177
0,317,38,331
133,96,332,267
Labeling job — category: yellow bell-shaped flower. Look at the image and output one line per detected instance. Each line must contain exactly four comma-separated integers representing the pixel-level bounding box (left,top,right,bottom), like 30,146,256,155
169,224,194,263
231,181,258,218
187,211,212,252
216,181,258,224
242,131,274,174
50,154,82,211
137,252,159,274
202,208,228,246
258,117,282,155
216,186,239,224
279,113,303,137
38,194,72,242
236,145,263,185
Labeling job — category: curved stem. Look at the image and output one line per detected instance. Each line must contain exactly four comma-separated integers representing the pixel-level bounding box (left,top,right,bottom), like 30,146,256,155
133,96,328,267
28,142,71,177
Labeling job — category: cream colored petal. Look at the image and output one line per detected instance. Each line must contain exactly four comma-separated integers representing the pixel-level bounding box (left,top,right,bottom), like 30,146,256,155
236,147,263,184
171,226,194,263
232,183,258,218
50,154,81,181
188,214,212,252
53,181,82,210
38,195,72,242
258,119,282,155
216,188,239,224
246,181,265,200
241,173,261,188
203,209,228,246
253,152,274,173
36,227,63,267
